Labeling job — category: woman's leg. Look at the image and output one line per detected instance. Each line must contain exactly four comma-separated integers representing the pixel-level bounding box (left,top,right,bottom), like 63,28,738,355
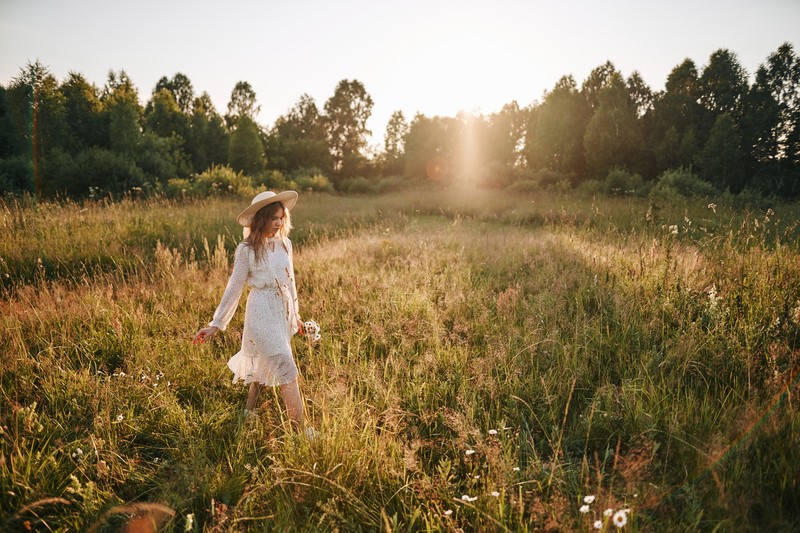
245,382,262,411
279,378,304,430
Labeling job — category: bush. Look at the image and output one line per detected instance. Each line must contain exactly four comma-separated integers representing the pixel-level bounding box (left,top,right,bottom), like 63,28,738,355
534,168,577,189
135,132,191,183
476,161,514,189
0,155,34,195
292,168,335,193
258,170,297,192
506,179,541,194
70,148,146,196
339,176,373,194
372,176,406,194
649,168,717,201
165,165,255,198
604,167,647,196
576,179,605,196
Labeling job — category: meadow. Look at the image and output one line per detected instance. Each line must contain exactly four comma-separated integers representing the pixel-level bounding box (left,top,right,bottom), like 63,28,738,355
2,187,799,532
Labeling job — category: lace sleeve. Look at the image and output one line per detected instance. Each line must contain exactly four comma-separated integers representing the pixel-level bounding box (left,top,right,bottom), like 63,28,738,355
209,243,250,331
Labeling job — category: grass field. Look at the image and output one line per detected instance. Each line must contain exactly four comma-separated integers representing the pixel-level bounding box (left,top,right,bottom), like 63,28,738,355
2,187,800,531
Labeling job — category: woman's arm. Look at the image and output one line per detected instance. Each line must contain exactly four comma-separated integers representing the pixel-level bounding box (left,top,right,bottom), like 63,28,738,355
193,243,249,342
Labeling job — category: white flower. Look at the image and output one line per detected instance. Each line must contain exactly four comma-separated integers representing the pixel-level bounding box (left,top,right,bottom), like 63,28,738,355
116,414,124,422
613,509,628,527
184,513,194,532
488,429,498,435
603,508,613,517
461,494,477,502
491,491,500,497
513,466,520,471
584,495,596,504
119,371,126,377
594,520,603,529
465,449,476,456
580,504,590,514
444,509,453,516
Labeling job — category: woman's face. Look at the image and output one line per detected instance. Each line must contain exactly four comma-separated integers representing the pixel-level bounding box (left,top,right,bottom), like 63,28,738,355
266,205,285,237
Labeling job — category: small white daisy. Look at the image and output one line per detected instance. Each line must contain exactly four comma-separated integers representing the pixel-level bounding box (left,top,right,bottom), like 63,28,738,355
444,509,453,516
488,429,498,435
603,508,613,517
594,520,603,530
465,449,476,456
580,504,590,514
613,509,627,527
491,491,500,497
513,466,520,471
116,414,124,422
584,495,596,504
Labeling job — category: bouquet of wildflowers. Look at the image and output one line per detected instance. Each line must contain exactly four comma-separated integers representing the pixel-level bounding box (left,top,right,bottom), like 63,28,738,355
302,320,321,344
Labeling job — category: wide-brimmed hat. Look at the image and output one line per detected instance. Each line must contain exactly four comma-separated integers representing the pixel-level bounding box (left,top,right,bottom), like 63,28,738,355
236,190,298,227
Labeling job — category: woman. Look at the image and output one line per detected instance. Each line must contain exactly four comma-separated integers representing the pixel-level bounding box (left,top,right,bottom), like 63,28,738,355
193,190,308,432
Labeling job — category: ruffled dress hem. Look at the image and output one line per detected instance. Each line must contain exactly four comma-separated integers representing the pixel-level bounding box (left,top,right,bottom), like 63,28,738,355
227,351,298,387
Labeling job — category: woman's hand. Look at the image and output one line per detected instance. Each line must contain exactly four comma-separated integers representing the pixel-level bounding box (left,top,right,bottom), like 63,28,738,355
193,326,220,345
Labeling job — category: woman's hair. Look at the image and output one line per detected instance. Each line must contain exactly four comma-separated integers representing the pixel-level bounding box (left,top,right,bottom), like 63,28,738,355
244,202,292,260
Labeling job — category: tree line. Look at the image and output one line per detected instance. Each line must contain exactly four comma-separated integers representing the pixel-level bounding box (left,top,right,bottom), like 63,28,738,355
1,42,798,199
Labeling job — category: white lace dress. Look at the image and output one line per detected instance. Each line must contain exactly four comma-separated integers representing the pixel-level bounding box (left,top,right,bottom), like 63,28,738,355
209,236,301,386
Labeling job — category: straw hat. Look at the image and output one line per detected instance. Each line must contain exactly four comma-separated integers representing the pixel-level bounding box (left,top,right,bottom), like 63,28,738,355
236,190,298,227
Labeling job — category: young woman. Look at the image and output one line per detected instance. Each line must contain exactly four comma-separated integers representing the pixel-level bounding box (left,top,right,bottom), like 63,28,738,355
193,190,308,432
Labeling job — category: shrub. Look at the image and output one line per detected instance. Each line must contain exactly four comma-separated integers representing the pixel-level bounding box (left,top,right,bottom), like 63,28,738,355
534,168,577,189
476,161,514,189
71,147,146,196
292,168,335,193
506,179,540,194
576,179,605,196
339,176,373,194
604,167,647,196
0,155,34,195
164,165,255,198
191,165,254,197
258,170,297,192
372,176,406,194
649,167,716,201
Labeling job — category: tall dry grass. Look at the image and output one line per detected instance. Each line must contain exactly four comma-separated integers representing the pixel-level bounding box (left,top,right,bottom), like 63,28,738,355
2,187,799,531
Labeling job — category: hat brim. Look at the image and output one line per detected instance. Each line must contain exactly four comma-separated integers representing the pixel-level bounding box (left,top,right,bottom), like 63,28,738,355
236,190,298,227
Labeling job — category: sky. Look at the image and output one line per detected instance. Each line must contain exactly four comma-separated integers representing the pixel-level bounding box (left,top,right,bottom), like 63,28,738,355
2,0,799,148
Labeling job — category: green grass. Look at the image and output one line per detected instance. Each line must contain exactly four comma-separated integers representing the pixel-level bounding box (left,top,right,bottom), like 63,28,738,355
2,187,799,531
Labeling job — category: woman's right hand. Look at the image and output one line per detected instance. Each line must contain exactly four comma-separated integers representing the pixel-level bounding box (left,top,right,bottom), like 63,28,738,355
193,326,220,345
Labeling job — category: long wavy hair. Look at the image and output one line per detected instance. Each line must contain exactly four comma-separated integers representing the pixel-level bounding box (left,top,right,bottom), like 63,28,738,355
244,202,292,261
